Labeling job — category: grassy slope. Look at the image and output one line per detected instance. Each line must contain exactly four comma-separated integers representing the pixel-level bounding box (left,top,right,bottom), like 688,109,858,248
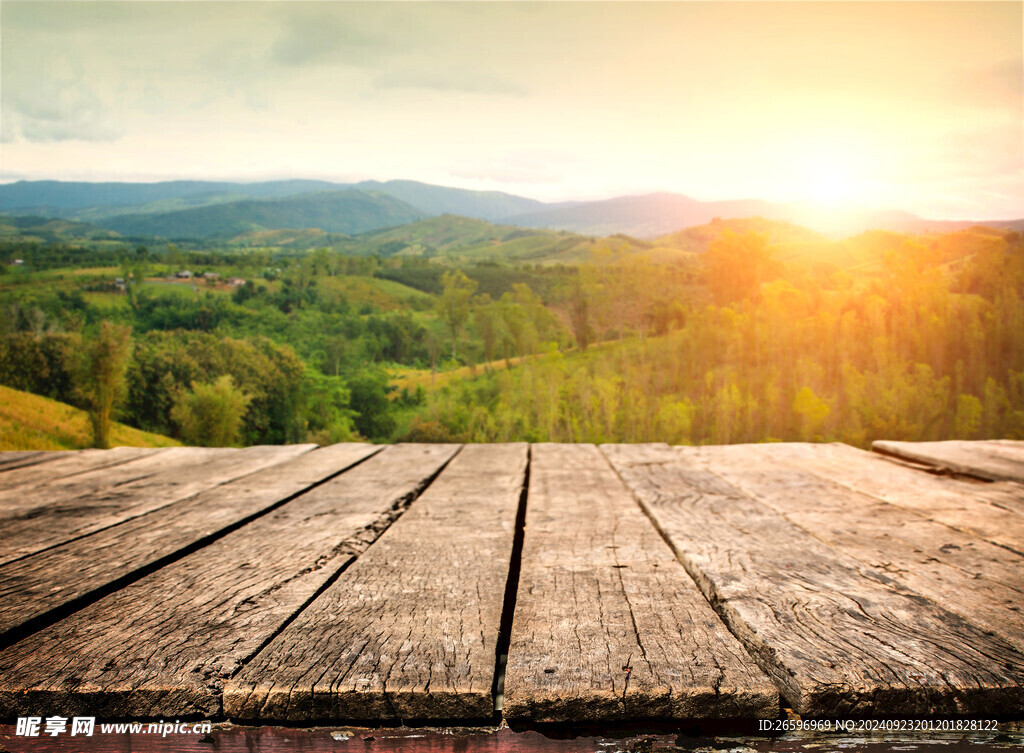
0,384,180,450
318,275,435,312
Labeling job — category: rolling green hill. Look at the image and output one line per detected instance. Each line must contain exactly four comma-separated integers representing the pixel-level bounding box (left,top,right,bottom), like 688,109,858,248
656,217,894,271
656,216,828,254
332,214,655,265
506,192,787,237
0,215,122,244
0,179,339,216
100,190,424,240
356,179,547,220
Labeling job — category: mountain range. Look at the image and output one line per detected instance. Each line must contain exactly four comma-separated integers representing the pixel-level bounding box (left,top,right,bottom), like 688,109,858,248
0,178,1021,240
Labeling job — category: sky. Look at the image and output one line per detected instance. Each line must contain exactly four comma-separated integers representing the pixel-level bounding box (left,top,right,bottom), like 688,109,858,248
0,1,1021,220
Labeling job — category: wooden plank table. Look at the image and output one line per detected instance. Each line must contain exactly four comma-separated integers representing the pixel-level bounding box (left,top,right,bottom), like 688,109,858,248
0,444,457,719
0,445,316,565
503,444,776,722
874,439,1024,483
710,443,1024,652
226,443,527,722
0,443,380,642
0,447,160,481
0,440,1021,728
602,443,1024,717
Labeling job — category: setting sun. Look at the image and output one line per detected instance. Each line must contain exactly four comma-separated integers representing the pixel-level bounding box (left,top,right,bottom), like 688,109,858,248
807,165,860,205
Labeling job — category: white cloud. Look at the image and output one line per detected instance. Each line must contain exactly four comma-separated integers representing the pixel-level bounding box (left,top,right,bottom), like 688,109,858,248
2,73,122,143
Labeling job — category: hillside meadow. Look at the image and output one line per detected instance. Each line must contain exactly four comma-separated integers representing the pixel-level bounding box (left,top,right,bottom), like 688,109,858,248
0,384,179,450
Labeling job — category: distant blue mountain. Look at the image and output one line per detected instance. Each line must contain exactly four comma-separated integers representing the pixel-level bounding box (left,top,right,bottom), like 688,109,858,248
1,179,1020,238
100,190,424,240
0,178,548,224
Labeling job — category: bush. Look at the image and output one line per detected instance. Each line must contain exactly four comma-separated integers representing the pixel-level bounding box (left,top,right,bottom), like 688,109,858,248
171,375,252,447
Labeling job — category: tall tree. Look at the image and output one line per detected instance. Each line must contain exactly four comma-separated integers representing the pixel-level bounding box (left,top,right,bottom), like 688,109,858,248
567,276,591,351
473,294,501,368
436,269,477,360
78,322,133,449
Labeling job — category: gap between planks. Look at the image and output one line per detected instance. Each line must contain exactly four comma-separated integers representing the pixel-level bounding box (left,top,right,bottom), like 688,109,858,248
503,443,777,723
0,443,382,645
225,443,528,723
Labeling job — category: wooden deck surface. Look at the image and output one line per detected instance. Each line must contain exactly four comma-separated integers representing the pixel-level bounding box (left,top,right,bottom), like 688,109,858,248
0,440,1022,725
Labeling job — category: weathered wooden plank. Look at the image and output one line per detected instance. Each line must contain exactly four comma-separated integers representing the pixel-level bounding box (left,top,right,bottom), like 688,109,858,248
693,443,1024,653
0,444,315,565
0,451,49,472
874,439,1024,483
0,446,164,491
503,444,776,723
0,444,459,719
0,443,380,641
975,439,1024,462
225,443,527,723
0,446,226,511
979,483,1024,518
603,443,1024,718
773,442,1024,555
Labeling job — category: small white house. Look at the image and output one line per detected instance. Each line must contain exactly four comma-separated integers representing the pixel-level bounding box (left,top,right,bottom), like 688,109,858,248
176,270,192,279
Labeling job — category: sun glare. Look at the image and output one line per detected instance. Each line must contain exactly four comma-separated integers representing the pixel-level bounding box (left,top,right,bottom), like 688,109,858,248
808,168,857,205
778,136,874,210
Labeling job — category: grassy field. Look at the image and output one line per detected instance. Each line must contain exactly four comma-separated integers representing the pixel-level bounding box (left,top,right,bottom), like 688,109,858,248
389,338,624,393
0,384,180,450
318,275,435,311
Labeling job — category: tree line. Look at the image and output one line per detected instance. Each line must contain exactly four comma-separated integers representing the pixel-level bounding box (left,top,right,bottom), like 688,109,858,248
404,229,1024,446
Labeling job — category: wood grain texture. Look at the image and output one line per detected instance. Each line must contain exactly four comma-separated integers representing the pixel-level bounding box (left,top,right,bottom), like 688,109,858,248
974,440,1024,464
225,443,527,723
0,444,314,565
0,444,459,719
0,446,226,512
874,440,1024,483
694,443,1024,653
0,451,50,472
0,447,164,492
503,444,777,723
0,443,380,640
779,442,1024,556
602,443,1024,718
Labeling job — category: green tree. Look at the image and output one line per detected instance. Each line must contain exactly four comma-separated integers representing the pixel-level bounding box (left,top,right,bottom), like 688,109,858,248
567,276,591,350
346,368,397,439
703,230,779,305
473,294,502,368
793,385,831,441
436,269,477,360
171,374,252,447
953,393,982,438
77,322,133,449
